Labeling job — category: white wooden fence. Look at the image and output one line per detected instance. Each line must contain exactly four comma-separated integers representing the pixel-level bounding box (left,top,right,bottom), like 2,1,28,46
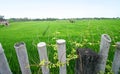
0,34,120,74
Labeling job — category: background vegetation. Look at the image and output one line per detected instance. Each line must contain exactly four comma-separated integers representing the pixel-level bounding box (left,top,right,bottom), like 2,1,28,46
0,19,120,74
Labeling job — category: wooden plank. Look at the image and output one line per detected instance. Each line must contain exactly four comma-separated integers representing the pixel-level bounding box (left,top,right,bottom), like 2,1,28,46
0,43,12,74
112,42,120,74
75,48,99,74
14,42,31,74
96,34,111,73
56,39,66,74
37,42,49,74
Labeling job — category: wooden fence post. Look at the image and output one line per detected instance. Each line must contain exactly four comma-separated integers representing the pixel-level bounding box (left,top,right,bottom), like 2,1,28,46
112,42,120,74
56,39,66,74
96,34,111,73
14,42,31,74
75,48,99,74
37,42,49,74
0,43,12,74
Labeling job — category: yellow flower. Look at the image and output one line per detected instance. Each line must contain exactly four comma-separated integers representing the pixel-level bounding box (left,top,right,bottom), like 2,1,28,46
89,42,92,46
39,59,45,66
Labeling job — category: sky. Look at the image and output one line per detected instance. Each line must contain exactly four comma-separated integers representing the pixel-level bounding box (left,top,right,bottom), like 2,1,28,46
0,0,120,19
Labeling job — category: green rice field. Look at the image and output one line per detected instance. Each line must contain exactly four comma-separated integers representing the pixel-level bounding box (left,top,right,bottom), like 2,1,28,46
0,19,120,74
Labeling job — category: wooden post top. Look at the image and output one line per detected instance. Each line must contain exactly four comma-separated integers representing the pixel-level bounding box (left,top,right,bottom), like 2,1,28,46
56,39,66,44
37,42,46,47
102,34,111,43
14,42,25,49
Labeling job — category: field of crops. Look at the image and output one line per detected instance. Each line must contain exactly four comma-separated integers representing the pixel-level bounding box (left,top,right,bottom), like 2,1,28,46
0,19,120,74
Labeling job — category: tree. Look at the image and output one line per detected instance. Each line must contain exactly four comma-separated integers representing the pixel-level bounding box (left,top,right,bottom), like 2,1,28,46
0,15,4,21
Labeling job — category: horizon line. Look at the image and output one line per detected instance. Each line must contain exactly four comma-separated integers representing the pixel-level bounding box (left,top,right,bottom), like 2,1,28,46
5,17,120,19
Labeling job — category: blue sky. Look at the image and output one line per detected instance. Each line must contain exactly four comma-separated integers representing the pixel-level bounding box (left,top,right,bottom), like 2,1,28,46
0,0,120,19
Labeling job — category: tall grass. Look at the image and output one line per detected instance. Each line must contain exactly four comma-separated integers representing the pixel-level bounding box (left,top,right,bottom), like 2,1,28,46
0,19,120,74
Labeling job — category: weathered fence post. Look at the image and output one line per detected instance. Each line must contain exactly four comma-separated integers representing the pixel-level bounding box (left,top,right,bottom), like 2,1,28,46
14,42,31,74
112,42,120,74
75,48,99,74
0,43,12,74
96,34,111,73
56,39,66,74
37,42,49,74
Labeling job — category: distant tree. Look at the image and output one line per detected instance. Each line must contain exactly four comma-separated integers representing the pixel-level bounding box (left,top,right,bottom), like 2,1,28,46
69,19,75,23
0,15,4,21
116,17,120,19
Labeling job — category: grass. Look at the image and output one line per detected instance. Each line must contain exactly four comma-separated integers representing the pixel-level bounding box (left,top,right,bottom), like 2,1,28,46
0,19,120,74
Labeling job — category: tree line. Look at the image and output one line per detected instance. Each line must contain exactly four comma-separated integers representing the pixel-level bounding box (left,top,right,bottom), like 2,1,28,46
0,15,120,22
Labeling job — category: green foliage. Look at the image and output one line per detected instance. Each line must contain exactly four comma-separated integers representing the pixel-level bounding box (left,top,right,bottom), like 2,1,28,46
0,25,5,28
105,60,113,74
0,19,120,73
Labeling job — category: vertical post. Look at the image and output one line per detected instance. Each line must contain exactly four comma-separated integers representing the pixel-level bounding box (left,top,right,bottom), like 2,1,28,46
37,42,49,74
112,42,120,74
75,48,99,74
0,43,12,74
96,34,111,73
56,39,66,74
14,42,31,74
